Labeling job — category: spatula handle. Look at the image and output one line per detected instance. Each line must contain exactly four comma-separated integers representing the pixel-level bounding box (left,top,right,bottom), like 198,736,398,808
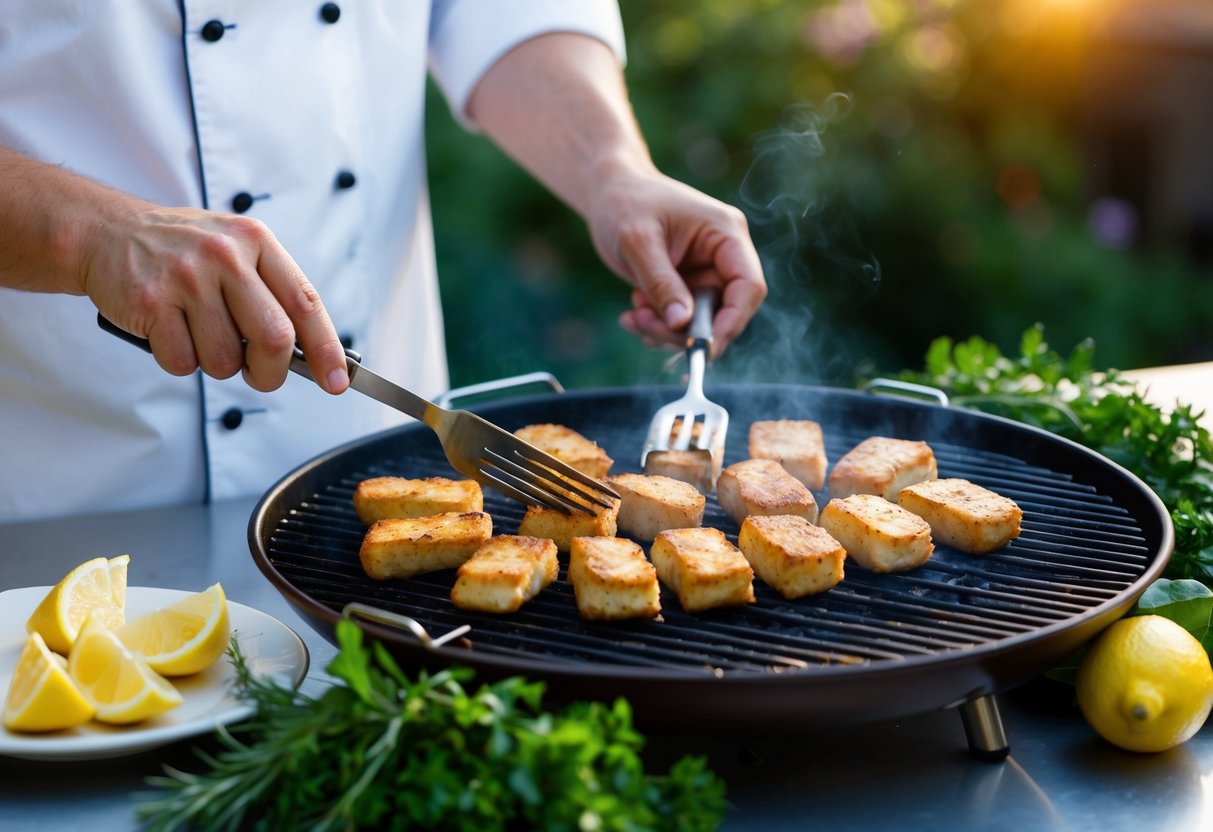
688,287,716,353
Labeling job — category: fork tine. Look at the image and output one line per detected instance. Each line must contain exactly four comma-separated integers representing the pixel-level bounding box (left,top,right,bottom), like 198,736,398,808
456,411,619,509
695,411,728,450
499,439,621,504
507,450,616,509
671,413,696,451
482,456,596,514
644,409,678,454
483,448,611,513
501,438,620,502
478,465,585,514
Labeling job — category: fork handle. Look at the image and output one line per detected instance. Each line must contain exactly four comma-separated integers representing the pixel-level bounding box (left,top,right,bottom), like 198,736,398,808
687,287,716,354
97,313,157,353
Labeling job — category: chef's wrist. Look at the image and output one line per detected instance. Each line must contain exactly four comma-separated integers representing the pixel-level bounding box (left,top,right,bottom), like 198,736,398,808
19,159,144,297
71,186,153,298
0,147,102,296
587,148,658,198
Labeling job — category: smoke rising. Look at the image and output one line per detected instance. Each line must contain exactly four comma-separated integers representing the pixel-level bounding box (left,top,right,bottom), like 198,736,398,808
721,93,882,387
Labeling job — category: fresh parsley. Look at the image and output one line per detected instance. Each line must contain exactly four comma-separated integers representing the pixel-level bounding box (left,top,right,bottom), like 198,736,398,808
898,324,1213,584
138,621,727,832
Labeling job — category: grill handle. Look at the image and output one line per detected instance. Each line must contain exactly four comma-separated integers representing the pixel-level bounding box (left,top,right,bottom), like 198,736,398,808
434,371,565,409
862,378,950,407
342,603,470,650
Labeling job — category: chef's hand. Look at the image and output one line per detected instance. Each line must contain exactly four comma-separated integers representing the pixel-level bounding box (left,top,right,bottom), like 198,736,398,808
81,204,350,394
467,33,766,358
585,163,766,358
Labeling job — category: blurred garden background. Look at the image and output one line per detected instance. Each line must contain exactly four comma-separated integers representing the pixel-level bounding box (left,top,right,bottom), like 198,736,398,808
427,0,1213,390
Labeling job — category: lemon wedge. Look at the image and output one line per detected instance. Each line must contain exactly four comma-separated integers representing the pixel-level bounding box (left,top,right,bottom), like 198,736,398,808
108,554,129,607
1077,614,1213,753
25,555,129,654
118,583,230,676
3,632,96,732
67,613,183,724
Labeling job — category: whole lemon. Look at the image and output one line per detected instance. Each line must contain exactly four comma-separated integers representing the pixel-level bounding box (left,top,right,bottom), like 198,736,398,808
1076,615,1213,753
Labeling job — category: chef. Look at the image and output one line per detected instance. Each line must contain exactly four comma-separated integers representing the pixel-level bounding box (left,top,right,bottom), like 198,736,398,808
0,1,766,523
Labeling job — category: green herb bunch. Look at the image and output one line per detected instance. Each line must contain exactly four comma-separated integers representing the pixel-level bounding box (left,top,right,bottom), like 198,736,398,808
898,324,1213,583
138,621,726,832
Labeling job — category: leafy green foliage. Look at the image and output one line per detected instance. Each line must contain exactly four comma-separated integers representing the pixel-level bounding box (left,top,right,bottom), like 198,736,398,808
1172,500,1213,585
900,325,1213,583
428,1,1211,389
137,622,727,832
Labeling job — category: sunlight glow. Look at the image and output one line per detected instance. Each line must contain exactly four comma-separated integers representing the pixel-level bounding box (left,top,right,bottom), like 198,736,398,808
1000,0,1124,37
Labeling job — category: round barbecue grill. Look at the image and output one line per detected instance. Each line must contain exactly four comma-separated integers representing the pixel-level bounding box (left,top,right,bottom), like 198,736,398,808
249,381,1172,759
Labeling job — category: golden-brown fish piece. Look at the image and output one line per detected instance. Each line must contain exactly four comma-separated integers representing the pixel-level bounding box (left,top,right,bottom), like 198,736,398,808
353,476,483,524
567,536,661,621
716,458,818,525
359,511,493,580
643,417,724,493
738,514,846,598
450,535,559,613
514,423,613,479
828,436,937,500
650,527,755,613
818,494,933,573
897,478,1022,554
748,419,828,491
642,450,718,495
607,472,705,541
517,499,619,554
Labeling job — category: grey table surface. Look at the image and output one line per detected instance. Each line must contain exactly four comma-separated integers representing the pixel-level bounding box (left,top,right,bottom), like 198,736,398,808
1,497,1209,832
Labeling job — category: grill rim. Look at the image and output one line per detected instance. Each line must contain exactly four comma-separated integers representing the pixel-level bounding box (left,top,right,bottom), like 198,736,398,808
248,383,1173,720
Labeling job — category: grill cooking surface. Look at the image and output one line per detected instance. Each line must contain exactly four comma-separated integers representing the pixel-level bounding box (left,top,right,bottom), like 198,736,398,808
259,386,1161,679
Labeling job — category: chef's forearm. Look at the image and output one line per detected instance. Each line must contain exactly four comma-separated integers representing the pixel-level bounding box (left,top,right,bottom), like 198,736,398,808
467,32,654,219
0,144,137,295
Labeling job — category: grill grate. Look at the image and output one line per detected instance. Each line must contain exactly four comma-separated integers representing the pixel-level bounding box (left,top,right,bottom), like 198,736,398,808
264,405,1155,677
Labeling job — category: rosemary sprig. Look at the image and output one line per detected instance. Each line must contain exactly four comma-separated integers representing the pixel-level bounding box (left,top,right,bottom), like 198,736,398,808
138,621,727,832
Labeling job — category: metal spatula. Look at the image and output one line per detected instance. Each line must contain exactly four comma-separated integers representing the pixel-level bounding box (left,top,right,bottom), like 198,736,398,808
640,287,729,475
98,314,618,515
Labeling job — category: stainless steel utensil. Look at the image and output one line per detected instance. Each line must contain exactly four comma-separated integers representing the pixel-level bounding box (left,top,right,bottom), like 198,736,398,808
97,314,617,514
640,287,729,472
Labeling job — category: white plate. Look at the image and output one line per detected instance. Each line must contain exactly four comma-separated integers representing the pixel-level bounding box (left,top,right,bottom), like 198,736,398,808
0,585,309,761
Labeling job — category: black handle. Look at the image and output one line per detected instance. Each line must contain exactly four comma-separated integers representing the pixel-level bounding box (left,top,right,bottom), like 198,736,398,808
97,312,363,368
98,310,365,389
97,313,154,353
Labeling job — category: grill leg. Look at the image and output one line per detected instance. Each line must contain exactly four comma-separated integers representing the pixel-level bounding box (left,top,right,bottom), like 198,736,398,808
959,694,1010,762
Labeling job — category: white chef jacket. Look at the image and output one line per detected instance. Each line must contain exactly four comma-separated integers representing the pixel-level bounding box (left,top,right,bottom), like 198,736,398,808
0,1,625,523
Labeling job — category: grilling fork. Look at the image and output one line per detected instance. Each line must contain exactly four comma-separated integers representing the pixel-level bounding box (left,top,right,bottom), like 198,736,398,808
640,287,729,471
98,314,619,515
